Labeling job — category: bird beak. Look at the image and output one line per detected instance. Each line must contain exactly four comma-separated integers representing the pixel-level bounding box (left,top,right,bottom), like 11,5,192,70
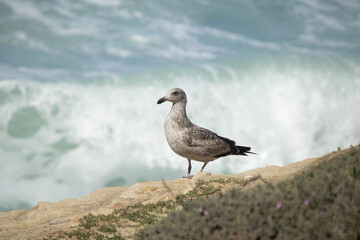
157,96,166,104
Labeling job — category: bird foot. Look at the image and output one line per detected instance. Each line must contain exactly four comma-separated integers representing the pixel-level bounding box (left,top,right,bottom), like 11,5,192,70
182,175,194,179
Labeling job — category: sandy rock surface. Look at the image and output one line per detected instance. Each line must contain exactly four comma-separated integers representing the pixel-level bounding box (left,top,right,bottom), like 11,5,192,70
0,147,352,240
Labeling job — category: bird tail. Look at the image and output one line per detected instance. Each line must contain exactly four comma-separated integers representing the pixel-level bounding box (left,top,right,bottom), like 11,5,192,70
235,146,256,156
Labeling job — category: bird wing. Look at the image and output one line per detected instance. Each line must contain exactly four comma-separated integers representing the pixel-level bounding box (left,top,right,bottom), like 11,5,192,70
184,126,234,157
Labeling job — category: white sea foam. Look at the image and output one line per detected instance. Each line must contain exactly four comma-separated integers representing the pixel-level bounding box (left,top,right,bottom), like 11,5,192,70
1,60,359,210
203,27,282,51
154,44,215,60
1,0,360,212
85,0,122,8
105,46,133,58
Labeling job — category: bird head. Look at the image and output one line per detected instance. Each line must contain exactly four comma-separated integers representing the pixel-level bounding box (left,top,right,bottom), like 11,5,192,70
157,88,187,104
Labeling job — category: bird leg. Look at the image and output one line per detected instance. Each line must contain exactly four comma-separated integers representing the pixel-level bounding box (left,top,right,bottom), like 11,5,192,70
187,158,192,175
183,159,194,179
200,162,209,172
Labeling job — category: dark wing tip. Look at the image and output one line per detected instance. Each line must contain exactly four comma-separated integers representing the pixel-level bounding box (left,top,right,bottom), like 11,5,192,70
236,146,256,155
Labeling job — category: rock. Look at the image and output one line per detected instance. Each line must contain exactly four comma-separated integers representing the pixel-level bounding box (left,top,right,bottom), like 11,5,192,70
0,146,356,240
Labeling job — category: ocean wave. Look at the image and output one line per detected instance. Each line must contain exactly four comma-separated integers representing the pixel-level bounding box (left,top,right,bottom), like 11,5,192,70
1,58,360,210
1,0,360,211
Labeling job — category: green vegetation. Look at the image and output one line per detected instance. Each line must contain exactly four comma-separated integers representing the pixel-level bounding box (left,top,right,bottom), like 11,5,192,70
44,145,360,240
44,177,244,239
136,145,360,239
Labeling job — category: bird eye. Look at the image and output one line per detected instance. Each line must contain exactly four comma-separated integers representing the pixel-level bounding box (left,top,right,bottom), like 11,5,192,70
172,91,179,96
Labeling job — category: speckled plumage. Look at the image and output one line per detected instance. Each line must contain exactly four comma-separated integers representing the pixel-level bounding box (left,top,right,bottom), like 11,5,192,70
157,88,254,177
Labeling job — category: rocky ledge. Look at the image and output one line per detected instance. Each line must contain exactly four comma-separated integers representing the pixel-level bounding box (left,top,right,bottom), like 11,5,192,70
0,146,356,240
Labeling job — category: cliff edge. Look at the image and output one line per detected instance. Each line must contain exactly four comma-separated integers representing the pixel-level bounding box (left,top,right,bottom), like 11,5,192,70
0,146,357,239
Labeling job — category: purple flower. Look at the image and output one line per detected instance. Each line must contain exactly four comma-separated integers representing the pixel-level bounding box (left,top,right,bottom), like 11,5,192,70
303,200,309,206
198,207,203,213
203,210,209,216
319,210,325,215
276,202,282,209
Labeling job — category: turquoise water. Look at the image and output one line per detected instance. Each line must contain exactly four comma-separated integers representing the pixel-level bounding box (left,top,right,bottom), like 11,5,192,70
0,0,360,211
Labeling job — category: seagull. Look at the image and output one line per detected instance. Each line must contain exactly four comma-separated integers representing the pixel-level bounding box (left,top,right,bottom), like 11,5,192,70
157,88,255,178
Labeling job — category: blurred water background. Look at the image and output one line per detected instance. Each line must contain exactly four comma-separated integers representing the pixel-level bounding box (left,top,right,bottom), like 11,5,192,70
0,0,359,211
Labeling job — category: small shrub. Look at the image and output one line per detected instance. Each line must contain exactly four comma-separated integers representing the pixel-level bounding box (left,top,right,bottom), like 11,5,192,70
135,145,360,240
